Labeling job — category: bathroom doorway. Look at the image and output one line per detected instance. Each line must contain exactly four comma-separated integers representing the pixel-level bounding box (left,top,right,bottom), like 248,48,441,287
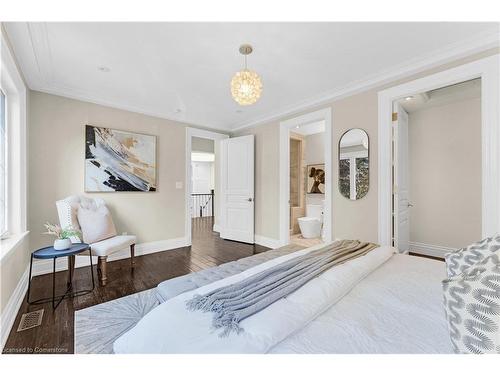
280,108,333,247
281,113,331,247
288,122,326,247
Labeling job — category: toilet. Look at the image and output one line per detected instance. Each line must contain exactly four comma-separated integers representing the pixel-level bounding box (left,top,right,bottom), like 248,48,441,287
298,204,323,239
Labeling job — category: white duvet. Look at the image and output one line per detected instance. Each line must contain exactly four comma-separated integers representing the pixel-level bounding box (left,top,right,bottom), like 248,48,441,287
114,244,396,354
269,253,453,353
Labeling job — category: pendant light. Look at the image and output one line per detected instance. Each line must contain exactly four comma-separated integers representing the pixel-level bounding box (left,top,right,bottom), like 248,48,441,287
230,44,263,106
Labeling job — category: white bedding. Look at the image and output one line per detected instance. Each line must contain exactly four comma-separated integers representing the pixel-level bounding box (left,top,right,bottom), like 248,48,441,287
113,244,453,354
269,254,453,353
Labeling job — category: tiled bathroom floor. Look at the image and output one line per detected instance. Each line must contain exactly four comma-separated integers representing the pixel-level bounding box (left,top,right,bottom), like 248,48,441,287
290,234,323,248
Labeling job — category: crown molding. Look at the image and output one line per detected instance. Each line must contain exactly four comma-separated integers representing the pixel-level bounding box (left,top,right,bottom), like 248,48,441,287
231,29,500,132
6,22,499,133
33,83,229,132
8,22,228,131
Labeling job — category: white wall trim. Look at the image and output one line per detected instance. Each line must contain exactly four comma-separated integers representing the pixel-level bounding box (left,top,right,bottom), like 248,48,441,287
1,29,28,237
254,235,282,249
185,128,229,246
409,241,456,259
378,54,500,247
279,108,333,247
1,265,29,351
31,237,188,276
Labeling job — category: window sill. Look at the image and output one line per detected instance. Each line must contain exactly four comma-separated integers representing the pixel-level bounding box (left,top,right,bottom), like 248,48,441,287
0,231,29,262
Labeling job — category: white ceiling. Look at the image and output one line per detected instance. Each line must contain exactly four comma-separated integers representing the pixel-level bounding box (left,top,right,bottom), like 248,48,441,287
399,78,481,113
4,22,499,132
292,120,325,136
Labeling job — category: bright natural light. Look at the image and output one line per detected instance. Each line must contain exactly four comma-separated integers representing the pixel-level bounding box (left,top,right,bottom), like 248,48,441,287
191,152,215,162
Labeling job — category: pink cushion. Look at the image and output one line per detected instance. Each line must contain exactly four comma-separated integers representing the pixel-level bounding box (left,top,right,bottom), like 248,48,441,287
77,205,117,244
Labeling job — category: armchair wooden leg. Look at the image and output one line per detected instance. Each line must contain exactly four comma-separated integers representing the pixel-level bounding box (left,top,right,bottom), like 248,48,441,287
97,256,108,286
130,244,136,269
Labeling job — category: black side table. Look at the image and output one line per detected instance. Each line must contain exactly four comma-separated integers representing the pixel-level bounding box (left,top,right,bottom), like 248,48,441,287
27,243,95,309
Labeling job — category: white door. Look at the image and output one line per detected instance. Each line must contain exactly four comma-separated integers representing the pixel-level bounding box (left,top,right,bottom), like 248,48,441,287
393,102,411,253
220,135,255,243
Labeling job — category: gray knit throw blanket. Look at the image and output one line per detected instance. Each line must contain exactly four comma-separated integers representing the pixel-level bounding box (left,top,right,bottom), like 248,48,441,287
186,240,378,337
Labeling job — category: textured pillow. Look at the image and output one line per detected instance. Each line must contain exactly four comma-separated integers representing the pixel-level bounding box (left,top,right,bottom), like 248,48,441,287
77,204,117,244
56,196,82,232
444,235,500,278
442,252,500,354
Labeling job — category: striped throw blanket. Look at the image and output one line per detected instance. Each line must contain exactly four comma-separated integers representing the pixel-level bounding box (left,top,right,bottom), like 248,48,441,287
186,240,378,336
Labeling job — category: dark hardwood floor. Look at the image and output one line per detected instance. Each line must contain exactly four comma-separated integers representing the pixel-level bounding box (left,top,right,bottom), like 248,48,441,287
408,252,445,262
2,217,269,354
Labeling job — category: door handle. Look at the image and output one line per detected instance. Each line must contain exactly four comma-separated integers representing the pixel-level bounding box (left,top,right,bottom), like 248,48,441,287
248,198,253,202
407,202,414,208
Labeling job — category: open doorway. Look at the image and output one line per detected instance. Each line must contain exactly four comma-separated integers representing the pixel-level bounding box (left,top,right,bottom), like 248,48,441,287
289,121,326,247
191,136,216,236
392,78,482,257
378,55,500,251
185,128,228,246
279,108,333,247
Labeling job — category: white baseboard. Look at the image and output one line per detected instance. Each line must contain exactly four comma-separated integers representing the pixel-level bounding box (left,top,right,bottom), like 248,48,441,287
213,224,221,233
409,241,457,259
1,265,29,351
32,237,189,276
254,235,282,249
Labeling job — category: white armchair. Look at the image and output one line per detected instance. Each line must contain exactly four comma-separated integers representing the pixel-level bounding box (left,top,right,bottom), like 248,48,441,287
56,195,136,286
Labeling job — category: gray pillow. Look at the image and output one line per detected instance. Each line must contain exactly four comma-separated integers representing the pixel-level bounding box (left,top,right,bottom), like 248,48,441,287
442,252,500,354
444,235,500,278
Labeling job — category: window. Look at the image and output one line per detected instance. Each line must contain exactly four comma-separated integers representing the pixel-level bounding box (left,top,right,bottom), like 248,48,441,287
0,30,27,255
0,89,6,237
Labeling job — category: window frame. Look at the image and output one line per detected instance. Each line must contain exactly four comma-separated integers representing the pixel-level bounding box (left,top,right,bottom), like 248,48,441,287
0,88,7,238
0,29,28,255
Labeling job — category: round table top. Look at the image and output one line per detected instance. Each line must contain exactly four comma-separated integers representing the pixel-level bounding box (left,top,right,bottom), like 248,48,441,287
32,243,90,259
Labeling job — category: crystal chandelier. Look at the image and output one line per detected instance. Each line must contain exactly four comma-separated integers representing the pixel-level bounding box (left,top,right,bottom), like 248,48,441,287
231,44,263,106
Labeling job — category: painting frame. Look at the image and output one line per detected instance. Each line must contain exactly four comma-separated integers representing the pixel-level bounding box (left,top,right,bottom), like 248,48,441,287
306,163,325,195
84,124,158,193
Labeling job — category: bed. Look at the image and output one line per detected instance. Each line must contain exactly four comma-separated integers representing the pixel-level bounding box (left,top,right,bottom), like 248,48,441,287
113,243,453,354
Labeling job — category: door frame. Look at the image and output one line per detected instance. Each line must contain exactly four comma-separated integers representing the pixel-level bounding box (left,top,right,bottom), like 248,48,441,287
378,54,500,246
392,102,410,252
185,127,229,246
279,108,333,247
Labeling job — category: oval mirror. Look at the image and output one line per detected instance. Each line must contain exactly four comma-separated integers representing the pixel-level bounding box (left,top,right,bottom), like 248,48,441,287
339,128,369,200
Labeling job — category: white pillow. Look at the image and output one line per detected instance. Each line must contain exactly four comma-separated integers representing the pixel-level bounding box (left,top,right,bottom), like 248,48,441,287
77,204,117,244
56,196,82,232
442,252,500,354
444,235,500,277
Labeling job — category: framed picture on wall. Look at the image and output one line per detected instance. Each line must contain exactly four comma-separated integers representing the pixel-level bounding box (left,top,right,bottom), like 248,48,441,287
306,164,325,194
85,125,157,192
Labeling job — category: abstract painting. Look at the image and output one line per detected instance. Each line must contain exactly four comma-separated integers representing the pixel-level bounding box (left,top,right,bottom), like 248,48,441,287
306,164,325,194
85,125,157,192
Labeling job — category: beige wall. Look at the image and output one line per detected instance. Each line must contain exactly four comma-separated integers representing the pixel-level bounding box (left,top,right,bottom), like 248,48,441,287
1,237,29,315
304,132,325,165
331,90,379,242
28,91,190,250
234,48,499,244
409,97,482,248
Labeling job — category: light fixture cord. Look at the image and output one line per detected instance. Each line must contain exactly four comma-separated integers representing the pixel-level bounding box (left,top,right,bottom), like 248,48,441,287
244,54,247,70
